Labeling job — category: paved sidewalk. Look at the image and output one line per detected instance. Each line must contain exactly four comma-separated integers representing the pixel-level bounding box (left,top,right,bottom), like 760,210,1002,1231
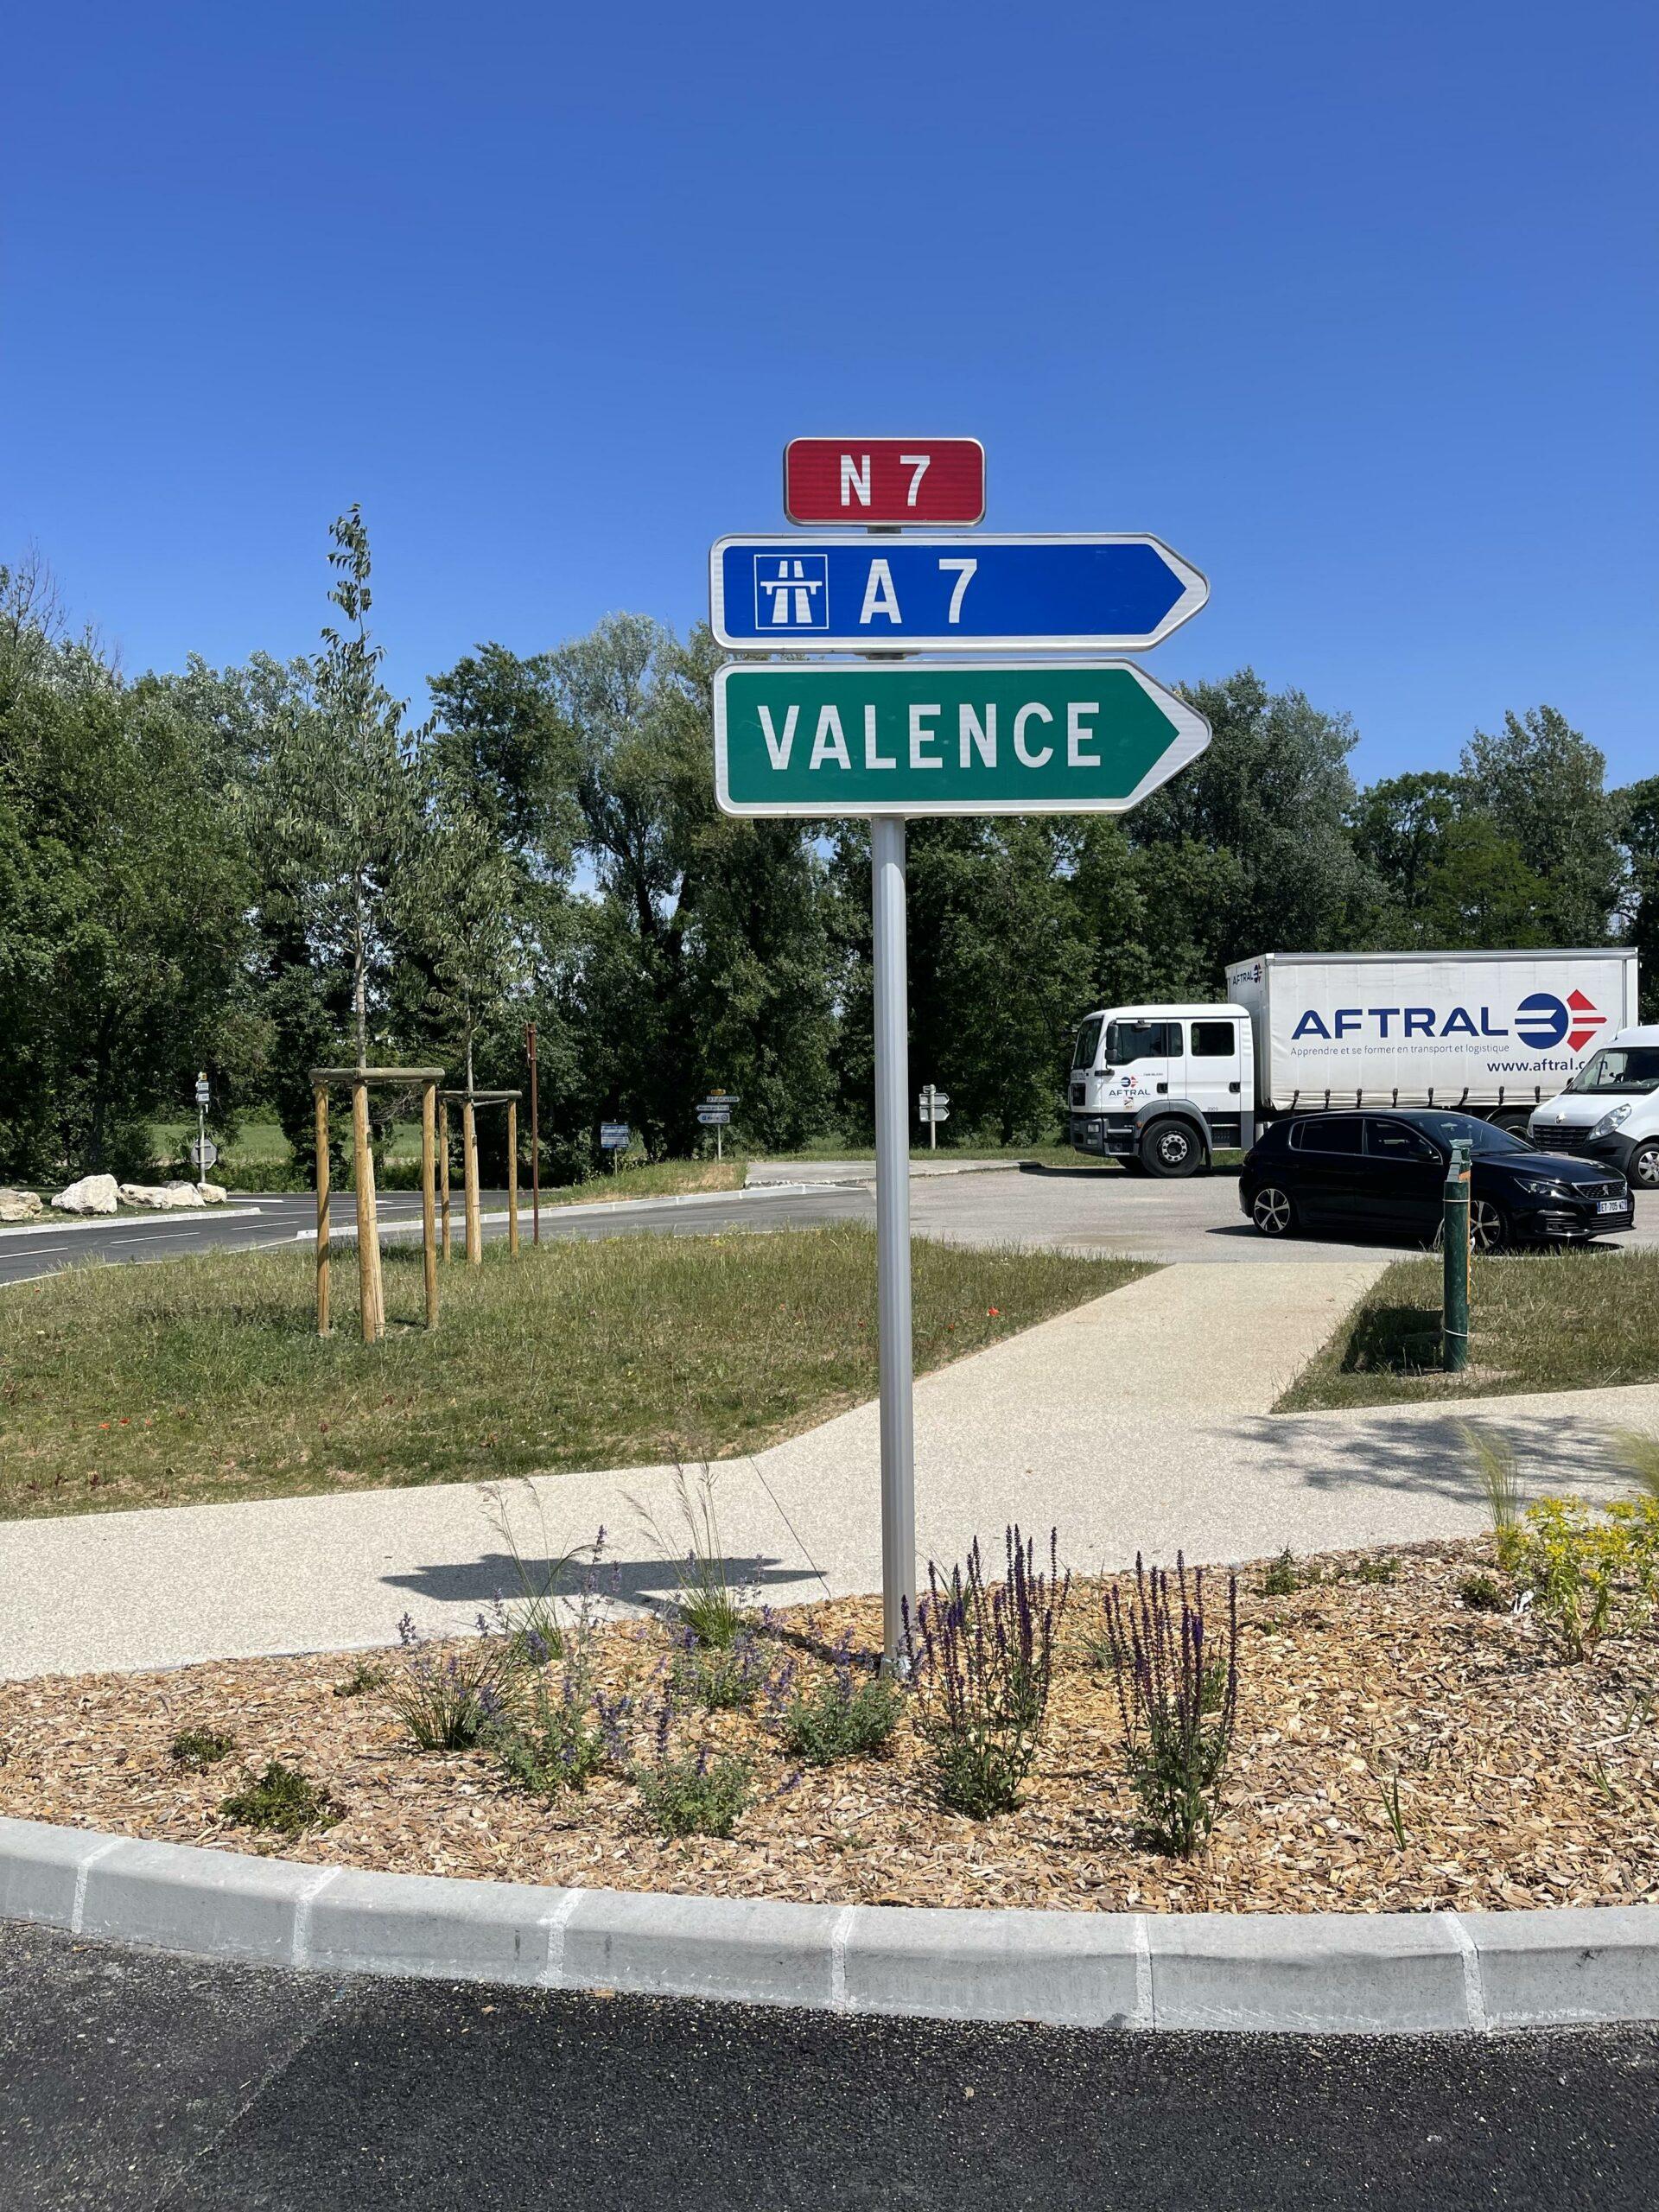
4,1259,1657,1679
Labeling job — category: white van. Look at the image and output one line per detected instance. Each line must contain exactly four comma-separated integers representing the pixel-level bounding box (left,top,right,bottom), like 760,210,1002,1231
1526,1026,1659,1192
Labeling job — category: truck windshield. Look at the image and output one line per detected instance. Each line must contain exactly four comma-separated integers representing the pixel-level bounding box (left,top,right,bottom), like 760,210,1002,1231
1567,1047,1659,1096
1071,1015,1104,1071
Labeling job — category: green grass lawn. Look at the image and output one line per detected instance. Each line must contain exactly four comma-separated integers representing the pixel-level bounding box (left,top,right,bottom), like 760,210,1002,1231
0,1225,1146,1522
540,1159,742,1205
1276,1246,1659,1412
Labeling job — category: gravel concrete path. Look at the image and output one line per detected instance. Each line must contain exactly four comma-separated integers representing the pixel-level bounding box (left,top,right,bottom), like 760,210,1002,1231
5,1259,1657,1680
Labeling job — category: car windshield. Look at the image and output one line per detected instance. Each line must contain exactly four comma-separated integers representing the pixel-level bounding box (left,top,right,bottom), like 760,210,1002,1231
1403,1113,1534,1157
1071,1015,1104,1071
1566,1046,1659,1096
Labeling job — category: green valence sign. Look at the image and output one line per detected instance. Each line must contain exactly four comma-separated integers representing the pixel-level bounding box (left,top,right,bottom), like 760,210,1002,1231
714,658,1211,818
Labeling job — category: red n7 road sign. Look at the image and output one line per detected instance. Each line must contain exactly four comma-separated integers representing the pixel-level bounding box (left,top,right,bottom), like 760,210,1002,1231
784,437,985,526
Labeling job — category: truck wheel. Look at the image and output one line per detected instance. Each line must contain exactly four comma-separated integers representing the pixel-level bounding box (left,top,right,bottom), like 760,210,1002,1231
1251,1185,1295,1236
1140,1118,1202,1179
1491,1109,1534,1139
1629,1141,1659,1192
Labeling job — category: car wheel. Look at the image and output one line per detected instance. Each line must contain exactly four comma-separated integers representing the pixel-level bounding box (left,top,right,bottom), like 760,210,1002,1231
1251,1184,1295,1236
1140,1118,1202,1179
1471,1197,1510,1253
1629,1141,1659,1192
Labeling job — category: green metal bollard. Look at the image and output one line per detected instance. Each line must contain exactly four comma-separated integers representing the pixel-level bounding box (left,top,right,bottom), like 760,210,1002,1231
1442,1135,1471,1372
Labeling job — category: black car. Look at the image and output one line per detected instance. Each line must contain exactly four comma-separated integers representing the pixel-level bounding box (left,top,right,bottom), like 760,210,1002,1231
1239,1109,1636,1249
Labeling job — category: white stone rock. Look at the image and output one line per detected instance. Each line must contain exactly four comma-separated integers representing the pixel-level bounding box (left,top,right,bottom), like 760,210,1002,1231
196,1182,227,1205
52,1174,119,1216
0,1188,44,1223
118,1181,207,1211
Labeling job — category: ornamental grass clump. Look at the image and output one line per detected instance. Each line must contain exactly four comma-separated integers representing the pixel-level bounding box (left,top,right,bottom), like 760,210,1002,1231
384,1611,527,1751
1102,1553,1239,1859
903,1526,1069,1819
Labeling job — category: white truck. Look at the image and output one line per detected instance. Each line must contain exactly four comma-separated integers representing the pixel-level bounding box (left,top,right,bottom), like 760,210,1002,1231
1527,1023,1659,1192
1067,948,1641,1177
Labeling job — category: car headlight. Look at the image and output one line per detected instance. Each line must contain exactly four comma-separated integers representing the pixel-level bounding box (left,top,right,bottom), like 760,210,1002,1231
1518,1178,1574,1198
1591,1104,1633,1138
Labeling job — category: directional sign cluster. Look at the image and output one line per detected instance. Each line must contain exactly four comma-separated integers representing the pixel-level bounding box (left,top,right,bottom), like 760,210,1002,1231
711,437,1210,819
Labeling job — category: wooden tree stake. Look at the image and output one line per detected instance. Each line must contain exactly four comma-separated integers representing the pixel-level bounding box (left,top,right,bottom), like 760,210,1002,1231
315,1085,331,1338
439,1098,451,1262
352,1077,385,1341
421,1079,438,1328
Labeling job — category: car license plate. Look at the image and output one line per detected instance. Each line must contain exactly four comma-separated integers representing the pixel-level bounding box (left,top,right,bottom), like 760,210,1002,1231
1597,1198,1626,1214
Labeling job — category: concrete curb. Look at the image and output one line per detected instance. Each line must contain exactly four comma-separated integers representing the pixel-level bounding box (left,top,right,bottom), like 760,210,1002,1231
295,1180,849,1243
3,1815,1656,2032
0,1205,266,1242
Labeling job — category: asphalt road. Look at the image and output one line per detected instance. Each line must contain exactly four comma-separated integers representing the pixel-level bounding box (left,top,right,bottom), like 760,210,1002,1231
3,1922,1656,2212
3,1168,1655,1287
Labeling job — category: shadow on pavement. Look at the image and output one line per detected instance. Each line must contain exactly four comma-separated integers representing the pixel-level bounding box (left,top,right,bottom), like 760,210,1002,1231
381,1550,804,1613
1246,1404,1639,1506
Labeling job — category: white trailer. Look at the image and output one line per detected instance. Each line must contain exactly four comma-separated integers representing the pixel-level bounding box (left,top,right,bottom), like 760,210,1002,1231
1068,948,1640,1177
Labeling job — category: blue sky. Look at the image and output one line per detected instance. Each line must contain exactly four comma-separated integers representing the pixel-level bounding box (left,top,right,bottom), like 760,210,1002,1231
7,1,1655,786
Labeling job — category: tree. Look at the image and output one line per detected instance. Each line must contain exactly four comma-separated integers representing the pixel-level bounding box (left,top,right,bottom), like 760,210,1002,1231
400,766,522,1094
1461,706,1619,944
1132,670,1375,967
0,568,253,1179
253,509,422,1072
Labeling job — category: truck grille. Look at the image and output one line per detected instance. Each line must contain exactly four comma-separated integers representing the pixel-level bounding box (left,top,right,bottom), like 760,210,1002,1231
1542,1128,1598,1156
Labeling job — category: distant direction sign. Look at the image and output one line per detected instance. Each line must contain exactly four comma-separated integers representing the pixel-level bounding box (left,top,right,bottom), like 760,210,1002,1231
784,437,984,526
714,659,1211,819
710,534,1207,652
599,1122,631,1150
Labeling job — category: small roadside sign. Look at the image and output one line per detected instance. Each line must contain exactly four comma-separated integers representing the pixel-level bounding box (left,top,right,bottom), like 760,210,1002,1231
599,1122,631,1151
194,1074,211,1107
784,437,984,526
189,1136,218,1169
696,1106,732,1125
918,1088,950,1122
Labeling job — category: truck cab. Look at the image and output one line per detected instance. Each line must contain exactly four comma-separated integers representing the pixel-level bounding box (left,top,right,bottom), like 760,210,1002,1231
1526,1026,1659,1192
1069,1003,1255,1176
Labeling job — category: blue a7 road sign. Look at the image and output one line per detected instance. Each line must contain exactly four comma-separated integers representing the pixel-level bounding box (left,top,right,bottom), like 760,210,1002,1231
709,533,1208,652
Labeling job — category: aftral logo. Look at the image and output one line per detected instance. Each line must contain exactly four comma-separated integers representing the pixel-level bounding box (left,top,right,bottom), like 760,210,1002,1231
1515,989,1605,1054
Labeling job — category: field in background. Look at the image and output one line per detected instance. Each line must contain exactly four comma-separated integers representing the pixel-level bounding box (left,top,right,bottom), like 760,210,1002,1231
1277,1247,1659,1411
0,1225,1146,1522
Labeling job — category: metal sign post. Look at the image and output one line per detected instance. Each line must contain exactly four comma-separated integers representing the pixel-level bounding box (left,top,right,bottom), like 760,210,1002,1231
918,1084,950,1150
711,434,1211,1674
872,814,917,1664
194,1071,210,1183
1442,1137,1472,1371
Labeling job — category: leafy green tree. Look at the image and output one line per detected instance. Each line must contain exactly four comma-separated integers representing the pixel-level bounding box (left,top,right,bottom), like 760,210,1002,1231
1461,706,1619,944
252,508,423,1072
0,566,253,1178
1133,670,1375,967
399,766,523,1093
1414,816,1554,950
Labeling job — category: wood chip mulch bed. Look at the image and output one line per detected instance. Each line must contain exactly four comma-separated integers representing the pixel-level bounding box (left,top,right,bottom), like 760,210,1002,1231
4,1539,1657,1915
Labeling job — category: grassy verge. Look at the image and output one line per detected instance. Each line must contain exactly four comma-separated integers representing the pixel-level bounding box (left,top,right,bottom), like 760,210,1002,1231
1276,1246,1659,1412
0,1225,1146,1522
539,1159,742,1205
